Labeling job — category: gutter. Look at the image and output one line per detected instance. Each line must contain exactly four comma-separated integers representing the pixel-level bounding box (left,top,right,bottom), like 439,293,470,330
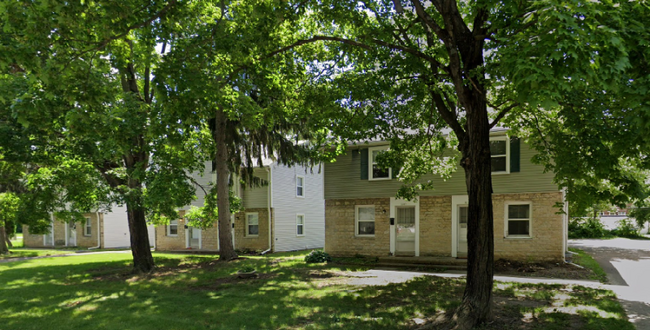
88,211,101,250
261,166,273,255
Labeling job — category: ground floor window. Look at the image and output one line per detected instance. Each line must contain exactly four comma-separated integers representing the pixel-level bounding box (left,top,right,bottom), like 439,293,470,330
355,205,375,236
84,217,92,236
296,214,304,236
246,213,259,236
505,202,531,237
167,219,178,236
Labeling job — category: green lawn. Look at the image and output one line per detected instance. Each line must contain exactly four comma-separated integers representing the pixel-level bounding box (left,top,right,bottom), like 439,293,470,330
1,248,76,260
0,251,633,330
569,248,609,283
10,233,24,248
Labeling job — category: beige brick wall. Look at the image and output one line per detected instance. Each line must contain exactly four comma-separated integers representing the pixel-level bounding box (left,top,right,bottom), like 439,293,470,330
154,209,275,252
325,198,391,257
419,196,453,257
155,211,188,251
493,192,564,262
325,192,564,262
234,208,273,252
23,213,100,248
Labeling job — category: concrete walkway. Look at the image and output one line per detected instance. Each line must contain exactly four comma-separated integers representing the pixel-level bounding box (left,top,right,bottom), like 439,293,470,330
570,238,650,329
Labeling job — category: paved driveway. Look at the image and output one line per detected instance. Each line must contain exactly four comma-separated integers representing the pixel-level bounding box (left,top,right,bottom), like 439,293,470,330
570,238,650,329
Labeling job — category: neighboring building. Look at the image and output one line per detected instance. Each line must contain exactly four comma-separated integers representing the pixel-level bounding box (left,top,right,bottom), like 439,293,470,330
23,205,156,249
323,129,569,262
155,160,325,252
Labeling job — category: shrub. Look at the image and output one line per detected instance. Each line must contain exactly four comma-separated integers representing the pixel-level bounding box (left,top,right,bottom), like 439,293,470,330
611,219,641,238
304,250,332,263
569,217,610,238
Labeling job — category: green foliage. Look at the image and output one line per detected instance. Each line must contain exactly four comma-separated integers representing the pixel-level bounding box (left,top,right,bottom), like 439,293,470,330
629,207,650,229
611,219,642,239
304,250,332,264
568,218,611,239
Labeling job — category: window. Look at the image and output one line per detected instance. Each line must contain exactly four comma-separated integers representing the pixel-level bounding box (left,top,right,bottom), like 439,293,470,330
505,203,531,237
369,147,391,180
296,176,304,197
355,205,375,236
618,211,626,216
167,220,178,236
84,217,92,236
296,214,305,236
246,213,259,236
489,136,509,173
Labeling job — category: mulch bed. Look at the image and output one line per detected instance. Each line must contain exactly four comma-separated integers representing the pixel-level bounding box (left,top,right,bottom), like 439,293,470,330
494,259,594,280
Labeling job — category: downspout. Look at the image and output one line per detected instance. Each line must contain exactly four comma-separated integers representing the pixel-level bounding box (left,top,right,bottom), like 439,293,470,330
261,166,273,255
89,212,101,250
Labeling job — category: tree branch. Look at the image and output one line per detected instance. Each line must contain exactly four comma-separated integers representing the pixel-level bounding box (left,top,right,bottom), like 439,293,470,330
489,103,518,129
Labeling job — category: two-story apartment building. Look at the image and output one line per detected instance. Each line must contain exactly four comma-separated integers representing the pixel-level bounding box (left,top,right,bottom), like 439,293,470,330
324,130,568,262
155,160,325,252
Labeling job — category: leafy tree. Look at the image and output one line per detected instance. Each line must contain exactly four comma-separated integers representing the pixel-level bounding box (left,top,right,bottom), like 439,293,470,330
0,192,19,254
305,1,650,327
1,0,204,273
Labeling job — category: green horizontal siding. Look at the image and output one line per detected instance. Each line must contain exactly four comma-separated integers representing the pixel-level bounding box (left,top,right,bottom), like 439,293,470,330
324,142,558,200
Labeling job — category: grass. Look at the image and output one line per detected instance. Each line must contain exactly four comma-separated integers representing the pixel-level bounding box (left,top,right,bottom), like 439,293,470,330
0,251,633,330
569,248,609,283
1,248,76,260
9,233,24,248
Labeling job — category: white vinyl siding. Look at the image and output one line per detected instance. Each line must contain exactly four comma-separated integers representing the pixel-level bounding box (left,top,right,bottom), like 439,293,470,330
183,160,214,209
271,164,325,251
103,205,155,248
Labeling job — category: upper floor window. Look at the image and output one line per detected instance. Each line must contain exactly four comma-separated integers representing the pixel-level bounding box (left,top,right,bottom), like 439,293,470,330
490,136,509,173
296,176,304,197
84,217,92,236
369,147,391,180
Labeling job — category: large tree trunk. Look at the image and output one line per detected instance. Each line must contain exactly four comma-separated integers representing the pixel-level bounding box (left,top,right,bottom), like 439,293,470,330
126,202,154,273
215,107,238,261
0,226,9,254
453,98,495,329
124,148,155,274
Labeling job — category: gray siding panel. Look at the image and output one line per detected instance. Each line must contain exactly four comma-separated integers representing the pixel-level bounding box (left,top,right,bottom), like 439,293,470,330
324,142,558,200
183,161,214,210
242,169,269,209
271,164,325,252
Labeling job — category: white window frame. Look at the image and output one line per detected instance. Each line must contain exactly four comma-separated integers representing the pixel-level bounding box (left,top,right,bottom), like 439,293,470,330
296,175,305,198
355,205,376,237
167,219,178,237
296,214,305,236
246,212,259,237
369,146,391,180
504,202,532,238
490,136,510,174
83,217,92,236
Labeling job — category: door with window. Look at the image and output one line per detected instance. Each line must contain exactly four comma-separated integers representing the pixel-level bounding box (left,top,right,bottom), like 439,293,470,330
188,227,201,249
44,221,54,246
67,222,77,246
395,206,416,256
457,206,468,258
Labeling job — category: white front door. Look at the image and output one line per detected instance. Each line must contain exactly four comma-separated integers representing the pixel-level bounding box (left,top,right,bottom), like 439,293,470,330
189,227,201,249
395,206,416,256
44,221,54,246
67,222,77,247
457,205,468,258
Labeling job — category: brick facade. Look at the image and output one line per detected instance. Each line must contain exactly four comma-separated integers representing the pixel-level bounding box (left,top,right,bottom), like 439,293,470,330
325,192,564,262
23,213,101,248
154,208,274,252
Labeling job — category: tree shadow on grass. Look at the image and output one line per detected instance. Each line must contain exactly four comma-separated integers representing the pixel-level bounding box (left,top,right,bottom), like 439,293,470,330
0,255,637,330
